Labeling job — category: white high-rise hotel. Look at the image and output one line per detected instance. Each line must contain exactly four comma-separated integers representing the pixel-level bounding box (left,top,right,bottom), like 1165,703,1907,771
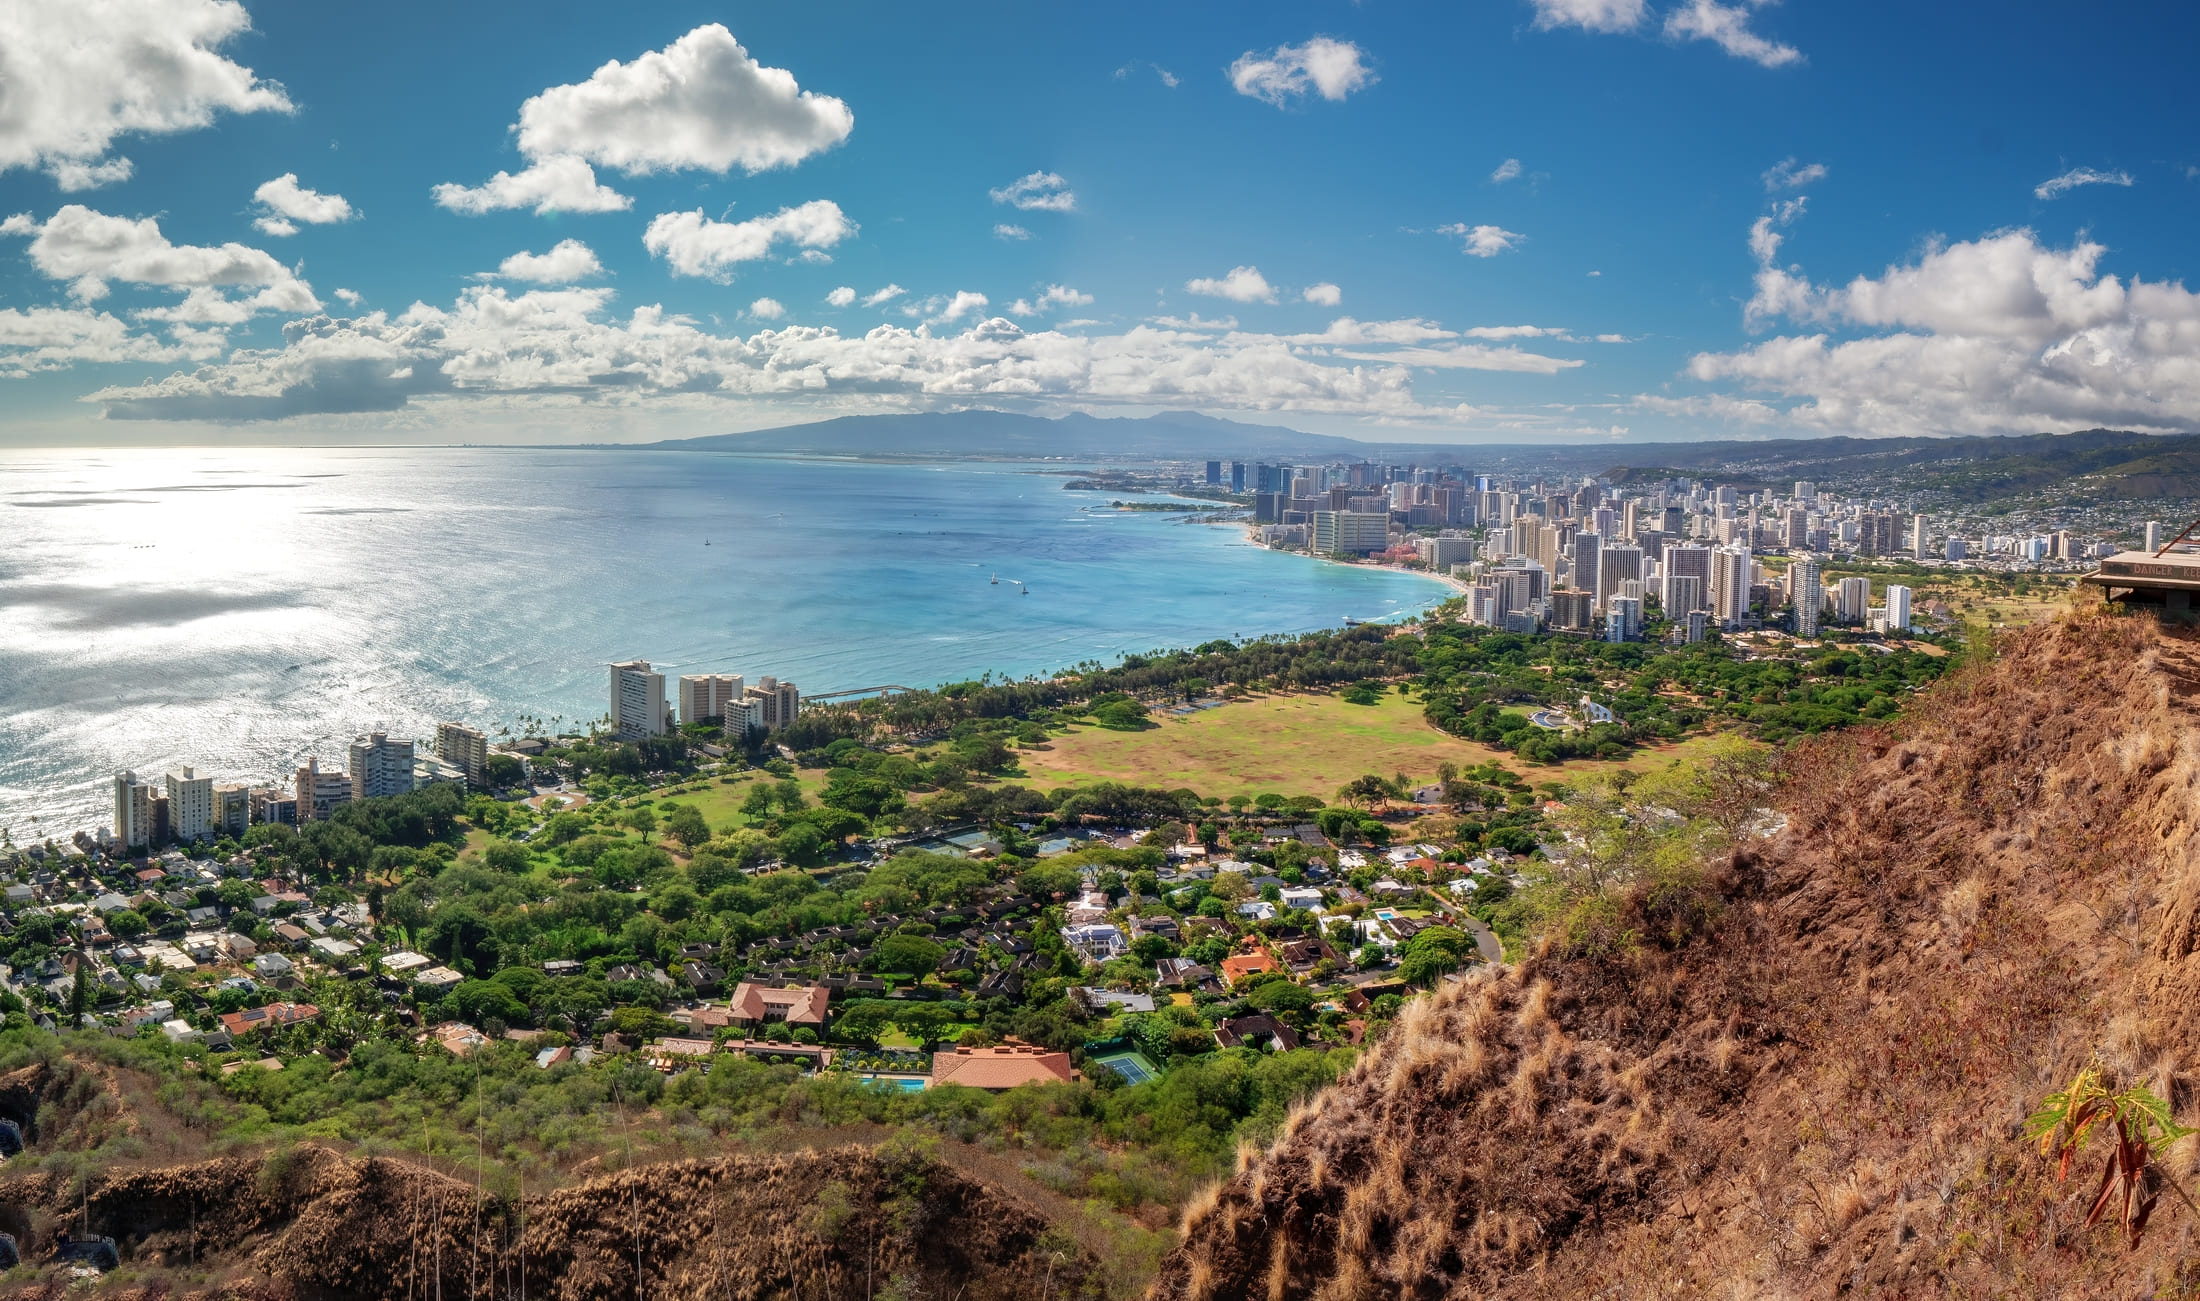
164,767,214,842
610,660,669,740
349,732,416,800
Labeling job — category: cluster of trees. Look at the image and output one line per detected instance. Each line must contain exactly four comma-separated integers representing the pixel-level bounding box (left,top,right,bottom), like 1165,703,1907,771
1418,625,1952,762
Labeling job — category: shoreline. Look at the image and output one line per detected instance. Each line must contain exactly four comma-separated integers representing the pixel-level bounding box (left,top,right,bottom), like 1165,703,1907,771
1232,521,1468,615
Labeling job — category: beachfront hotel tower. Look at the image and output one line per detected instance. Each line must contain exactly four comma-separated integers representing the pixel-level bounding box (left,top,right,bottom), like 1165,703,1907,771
611,660,669,740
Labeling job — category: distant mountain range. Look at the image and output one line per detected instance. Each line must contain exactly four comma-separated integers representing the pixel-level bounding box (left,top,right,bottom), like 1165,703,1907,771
649,410,1374,460
1592,428,2200,502
650,412,2200,501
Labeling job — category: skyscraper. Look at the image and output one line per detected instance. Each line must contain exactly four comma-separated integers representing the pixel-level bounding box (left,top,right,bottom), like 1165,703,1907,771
349,732,417,801
2146,520,2163,552
1597,545,1643,612
610,660,668,740
1205,461,1221,485
1884,584,1913,632
1710,545,1752,628
164,767,214,842
1835,577,1873,622
1662,544,1713,614
113,771,153,851
1790,555,1822,636
436,722,490,787
678,674,746,725
296,757,352,822
1572,532,1603,610
742,676,801,729
1910,514,1931,558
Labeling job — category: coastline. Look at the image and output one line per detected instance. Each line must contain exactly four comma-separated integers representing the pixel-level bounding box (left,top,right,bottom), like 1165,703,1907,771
1231,520,1468,615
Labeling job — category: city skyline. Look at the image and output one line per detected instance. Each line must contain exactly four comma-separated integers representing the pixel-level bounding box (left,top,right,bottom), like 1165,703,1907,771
1,0,2196,446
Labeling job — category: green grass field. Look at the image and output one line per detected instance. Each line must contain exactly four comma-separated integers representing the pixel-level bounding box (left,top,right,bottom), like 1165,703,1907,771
1017,692,1716,799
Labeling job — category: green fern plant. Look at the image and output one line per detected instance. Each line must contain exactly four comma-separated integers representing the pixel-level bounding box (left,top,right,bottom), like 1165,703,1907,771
2024,1057,2199,1248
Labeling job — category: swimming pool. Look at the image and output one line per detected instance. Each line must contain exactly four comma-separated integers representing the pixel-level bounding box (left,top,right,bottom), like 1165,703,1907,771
858,1073,929,1091
1374,909,1399,921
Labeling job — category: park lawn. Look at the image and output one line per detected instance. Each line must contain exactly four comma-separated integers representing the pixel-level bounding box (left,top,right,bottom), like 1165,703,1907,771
662,770,832,838
1016,692,1714,801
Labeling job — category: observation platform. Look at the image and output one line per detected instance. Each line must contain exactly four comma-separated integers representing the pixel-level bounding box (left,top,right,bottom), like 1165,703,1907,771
2082,550,2200,611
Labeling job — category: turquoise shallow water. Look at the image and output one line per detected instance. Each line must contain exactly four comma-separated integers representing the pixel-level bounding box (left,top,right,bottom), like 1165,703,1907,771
0,446,1447,839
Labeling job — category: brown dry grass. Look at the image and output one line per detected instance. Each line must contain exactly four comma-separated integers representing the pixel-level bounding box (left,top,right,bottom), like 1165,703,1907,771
1146,608,2200,1300
0,1138,1102,1300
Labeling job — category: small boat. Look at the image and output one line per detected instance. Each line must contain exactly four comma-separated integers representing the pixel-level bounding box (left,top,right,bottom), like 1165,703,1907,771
1342,616,1365,627
990,574,999,585
1021,583,1029,595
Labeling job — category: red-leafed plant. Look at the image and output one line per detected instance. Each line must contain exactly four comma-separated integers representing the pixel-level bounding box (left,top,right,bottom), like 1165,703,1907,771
2024,1057,2199,1248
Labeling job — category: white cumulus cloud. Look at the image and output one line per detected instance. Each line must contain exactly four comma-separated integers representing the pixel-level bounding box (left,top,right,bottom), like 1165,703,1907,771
1229,37,1374,106
826,286,856,307
252,174,354,237
1528,0,1649,33
432,156,632,216
993,223,1033,241
1011,285,1093,315
1302,282,1343,307
1762,157,1827,191
1669,211,2200,437
1664,0,1804,68
862,285,905,307
748,297,785,320
989,172,1076,213
433,24,849,216
1186,266,1276,303
642,200,856,281
79,295,1483,424
493,239,604,284
932,291,990,324
1440,224,1524,258
1,205,317,316
514,24,852,176
1490,158,1524,185
0,304,221,376
2035,166,2135,200
0,0,292,189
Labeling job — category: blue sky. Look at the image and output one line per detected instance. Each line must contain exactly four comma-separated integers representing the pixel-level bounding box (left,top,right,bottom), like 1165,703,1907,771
1,0,2195,445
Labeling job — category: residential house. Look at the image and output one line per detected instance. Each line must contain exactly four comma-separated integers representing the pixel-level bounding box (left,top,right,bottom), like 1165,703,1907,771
431,1022,488,1056
1073,987,1156,1014
1154,958,1214,990
252,953,294,979
1219,950,1282,985
219,1001,320,1037
414,966,464,993
929,1040,1078,1091
726,982,831,1029
1214,1014,1301,1052
1060,922,1126,962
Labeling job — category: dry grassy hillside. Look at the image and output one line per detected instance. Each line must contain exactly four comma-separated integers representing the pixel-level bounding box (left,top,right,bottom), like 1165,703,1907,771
0,1120,1100,1299
1150,610,2200,1299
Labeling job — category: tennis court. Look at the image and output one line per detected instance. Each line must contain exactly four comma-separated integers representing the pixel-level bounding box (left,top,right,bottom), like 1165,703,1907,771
1095,1050,1160,1084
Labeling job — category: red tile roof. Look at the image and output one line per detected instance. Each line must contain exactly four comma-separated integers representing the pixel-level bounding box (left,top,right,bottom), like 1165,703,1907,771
930,1041,1077,1091
1219,951,1281,985
219,1002,320,1037
727,982,830,1027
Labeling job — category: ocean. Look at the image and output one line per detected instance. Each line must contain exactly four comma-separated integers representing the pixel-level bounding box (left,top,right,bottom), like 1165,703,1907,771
0,446,1450,840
